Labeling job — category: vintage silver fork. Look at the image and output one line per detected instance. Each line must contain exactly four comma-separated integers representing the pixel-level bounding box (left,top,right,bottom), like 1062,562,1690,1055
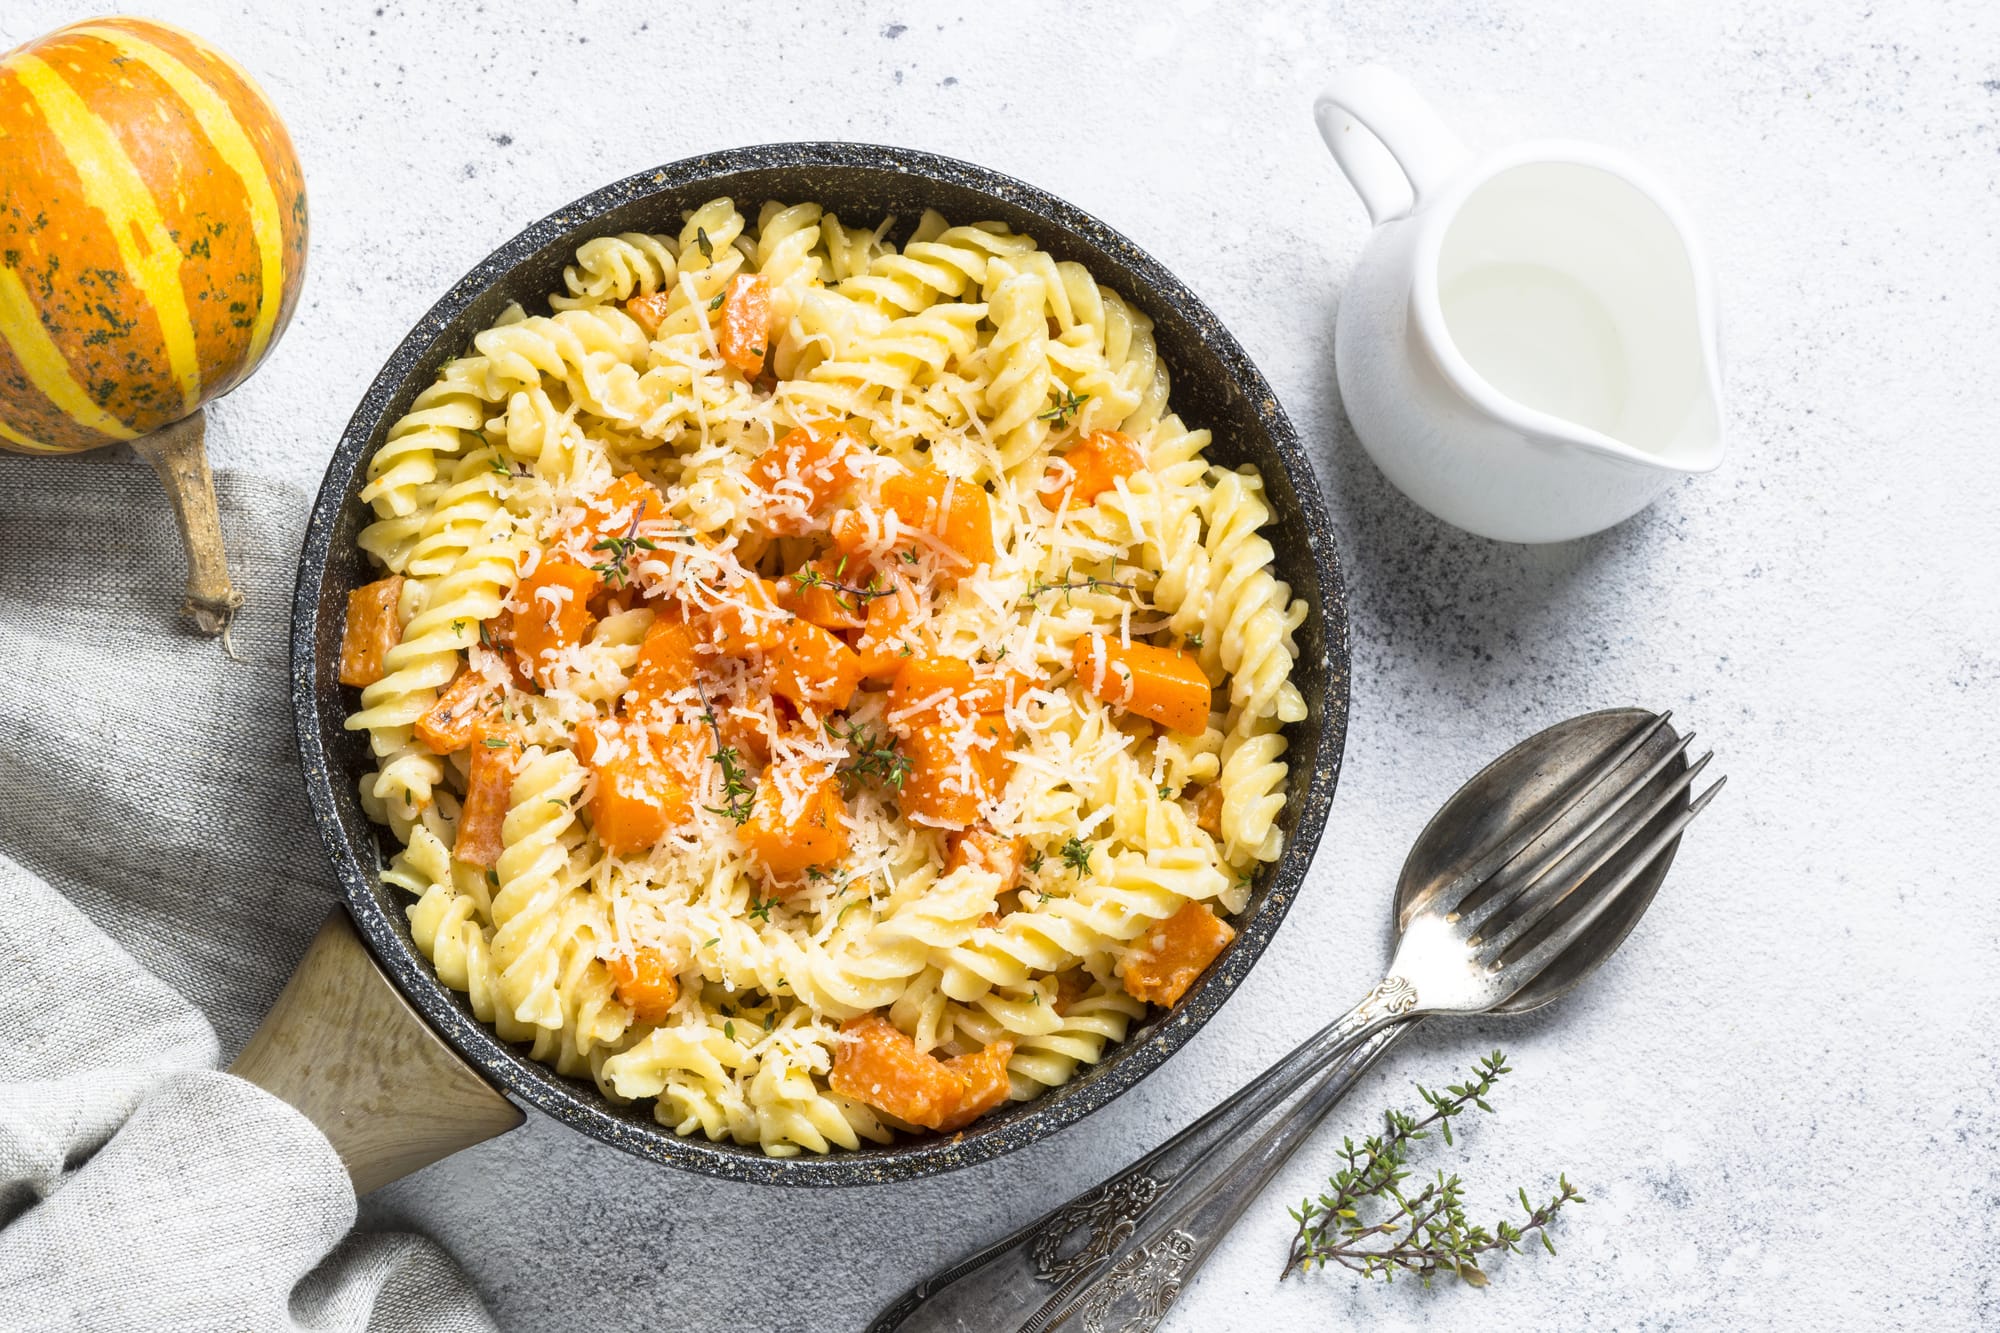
870,707,1724,1333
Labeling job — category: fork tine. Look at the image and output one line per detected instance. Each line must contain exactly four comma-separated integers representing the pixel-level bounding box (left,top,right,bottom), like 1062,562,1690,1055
1487,775,1726,981
1402,710,1674,924
1477,752,1714,957
1459,731,1697,936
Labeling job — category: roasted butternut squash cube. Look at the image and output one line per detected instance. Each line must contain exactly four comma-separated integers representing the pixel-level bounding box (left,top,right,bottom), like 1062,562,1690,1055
482,609,538,692
719,273,774,377
453,731,518,868
768,621,864,712
1072,635,1212,736
1041,430,1146,509
338,575,405,687
579,473,667,554
707,576,790,655
627,612,701,707
901,714,1012,829
829,1015,964,1131
584,721,710,853
946,828,1026,891
742,763,848,880
775,557,872,631
853,577,922,682
608,947,680,1025
887,654,975,731
1116,900,1236,1007
1194,783,1224,837
415,670,498,754
751,422,859,533
827,508,874,558
715,703,776,766
514,561,601,687
936,1040,1017,1132
625,289,673,336
963,666,1043,716
880,468,995,570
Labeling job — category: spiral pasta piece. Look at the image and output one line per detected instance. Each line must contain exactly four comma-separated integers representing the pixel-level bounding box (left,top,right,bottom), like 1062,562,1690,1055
474,306,652,424
954,978,1148,1098
359,355,501,526
977,259,1053,467
488,747,593,1028
551,231,678,310
1199,470,1307,723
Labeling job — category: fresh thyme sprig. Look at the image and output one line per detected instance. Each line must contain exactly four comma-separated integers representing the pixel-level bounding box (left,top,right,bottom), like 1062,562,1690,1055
1284,1051,1583,1287
827,717,912,792
696,695,756,824
1020,567,1139,607
1059,835,1092,875
1038,387,1090,426
789,560,893,609
590,515,658,589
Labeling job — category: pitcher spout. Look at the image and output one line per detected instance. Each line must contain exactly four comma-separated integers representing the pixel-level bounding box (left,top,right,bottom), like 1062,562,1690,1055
1414,142,1726,477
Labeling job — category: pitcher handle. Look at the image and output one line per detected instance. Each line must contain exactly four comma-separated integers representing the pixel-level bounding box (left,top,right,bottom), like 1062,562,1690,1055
1314,66,1471,225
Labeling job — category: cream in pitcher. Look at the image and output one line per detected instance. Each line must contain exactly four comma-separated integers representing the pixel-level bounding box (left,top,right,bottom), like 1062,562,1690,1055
1315,67,1725,543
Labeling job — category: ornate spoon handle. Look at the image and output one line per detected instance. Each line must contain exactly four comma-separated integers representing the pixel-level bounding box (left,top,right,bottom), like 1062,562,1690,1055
867,976,1424,1333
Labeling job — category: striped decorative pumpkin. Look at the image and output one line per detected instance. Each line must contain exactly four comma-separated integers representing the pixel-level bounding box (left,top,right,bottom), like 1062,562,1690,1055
0,17,308,455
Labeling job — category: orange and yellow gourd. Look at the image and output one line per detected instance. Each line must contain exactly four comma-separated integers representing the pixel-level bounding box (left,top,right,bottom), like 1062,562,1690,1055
0,16,308,454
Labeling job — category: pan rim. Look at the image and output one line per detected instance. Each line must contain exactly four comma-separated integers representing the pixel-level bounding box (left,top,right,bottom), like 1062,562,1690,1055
292,140,1350,1186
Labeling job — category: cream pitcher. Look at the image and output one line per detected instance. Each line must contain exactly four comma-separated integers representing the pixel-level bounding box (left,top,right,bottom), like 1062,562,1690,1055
1315,67,1725,543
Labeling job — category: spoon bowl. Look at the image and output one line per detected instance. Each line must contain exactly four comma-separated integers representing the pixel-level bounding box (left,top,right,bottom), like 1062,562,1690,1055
1397,706,1696,1014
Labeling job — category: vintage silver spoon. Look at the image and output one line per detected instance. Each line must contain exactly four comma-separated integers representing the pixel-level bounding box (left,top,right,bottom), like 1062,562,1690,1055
870,707,1723,1333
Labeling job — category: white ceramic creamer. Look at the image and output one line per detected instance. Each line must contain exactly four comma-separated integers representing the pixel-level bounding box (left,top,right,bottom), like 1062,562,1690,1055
1315,67,1724,543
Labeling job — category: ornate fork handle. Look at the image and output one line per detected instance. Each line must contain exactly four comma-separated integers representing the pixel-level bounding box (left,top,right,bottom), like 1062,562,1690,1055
867,977,1424,1333
1044,1021,1417,1332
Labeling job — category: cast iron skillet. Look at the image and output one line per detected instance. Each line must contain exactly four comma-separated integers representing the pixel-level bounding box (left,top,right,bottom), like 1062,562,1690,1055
292,143,1350,1186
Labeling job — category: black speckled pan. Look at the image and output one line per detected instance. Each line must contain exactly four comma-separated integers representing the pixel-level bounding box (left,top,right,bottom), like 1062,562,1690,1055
293,143,1349,1186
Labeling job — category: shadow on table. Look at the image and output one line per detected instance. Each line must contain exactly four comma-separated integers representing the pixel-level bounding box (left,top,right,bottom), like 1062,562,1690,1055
1300,312,1685,713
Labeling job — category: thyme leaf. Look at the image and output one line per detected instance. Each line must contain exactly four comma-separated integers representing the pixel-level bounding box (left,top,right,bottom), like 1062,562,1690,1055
828,717,912,792
1037,387,1089,426
590,514,658,589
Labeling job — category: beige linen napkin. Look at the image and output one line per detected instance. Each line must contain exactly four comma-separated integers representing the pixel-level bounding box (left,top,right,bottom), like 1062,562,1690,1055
0,450,494,1332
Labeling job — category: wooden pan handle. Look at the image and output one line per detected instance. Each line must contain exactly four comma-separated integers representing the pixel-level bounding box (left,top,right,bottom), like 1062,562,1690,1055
230,908,523,1194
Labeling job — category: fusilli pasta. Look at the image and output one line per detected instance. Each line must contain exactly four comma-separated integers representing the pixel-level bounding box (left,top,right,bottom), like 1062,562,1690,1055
339,197,1306,1154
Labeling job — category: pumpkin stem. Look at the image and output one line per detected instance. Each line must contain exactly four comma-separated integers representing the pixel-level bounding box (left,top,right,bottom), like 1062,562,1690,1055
132,409,243,639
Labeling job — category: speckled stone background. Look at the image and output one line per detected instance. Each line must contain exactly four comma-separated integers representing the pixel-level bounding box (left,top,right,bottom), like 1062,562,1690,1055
9,1,1996,1328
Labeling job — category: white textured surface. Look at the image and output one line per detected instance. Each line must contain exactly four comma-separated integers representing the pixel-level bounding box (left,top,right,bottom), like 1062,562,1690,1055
10,1,1997,1328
